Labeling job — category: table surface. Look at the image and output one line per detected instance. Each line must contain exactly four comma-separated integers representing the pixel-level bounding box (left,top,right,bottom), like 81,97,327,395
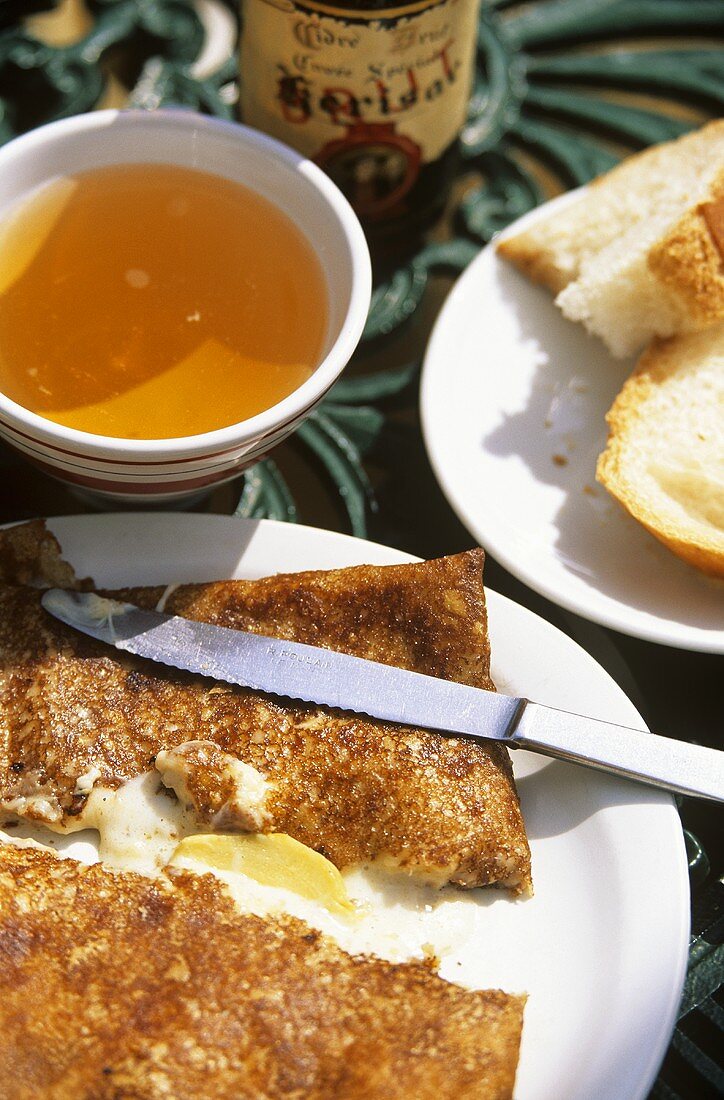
0,2,722,1098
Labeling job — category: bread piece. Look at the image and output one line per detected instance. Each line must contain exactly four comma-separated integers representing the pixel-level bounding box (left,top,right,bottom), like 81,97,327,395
497,120,724,357
496,135,696,294
597,326,724,576
0,843,525,1099
0,552,532,892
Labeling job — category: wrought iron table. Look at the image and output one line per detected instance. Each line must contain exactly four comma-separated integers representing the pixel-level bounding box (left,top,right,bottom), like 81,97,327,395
0,2,722,1096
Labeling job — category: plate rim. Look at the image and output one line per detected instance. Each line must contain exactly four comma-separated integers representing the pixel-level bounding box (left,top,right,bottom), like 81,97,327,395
419,196,724,653
25,511,692,1100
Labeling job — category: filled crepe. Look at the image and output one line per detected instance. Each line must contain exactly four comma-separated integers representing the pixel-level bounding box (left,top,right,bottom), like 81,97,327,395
0,525,530,892
0,843,524,1099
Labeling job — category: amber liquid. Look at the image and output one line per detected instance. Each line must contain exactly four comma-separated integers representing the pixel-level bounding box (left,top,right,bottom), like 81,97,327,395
0,164,329,439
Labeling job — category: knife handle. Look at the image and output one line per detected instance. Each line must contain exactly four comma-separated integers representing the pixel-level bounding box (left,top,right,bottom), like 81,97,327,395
511,703,724,802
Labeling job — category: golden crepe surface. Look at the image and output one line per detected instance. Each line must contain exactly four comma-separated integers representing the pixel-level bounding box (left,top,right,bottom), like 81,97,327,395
0,519,88,589
0,844,524,1100
0,537,531,892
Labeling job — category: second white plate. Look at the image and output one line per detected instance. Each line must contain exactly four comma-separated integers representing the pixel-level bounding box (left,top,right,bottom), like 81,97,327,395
23,513,691,1100
421,195,724,652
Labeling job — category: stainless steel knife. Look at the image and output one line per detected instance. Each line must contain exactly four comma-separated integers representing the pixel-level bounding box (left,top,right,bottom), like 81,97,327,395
41,588,724,802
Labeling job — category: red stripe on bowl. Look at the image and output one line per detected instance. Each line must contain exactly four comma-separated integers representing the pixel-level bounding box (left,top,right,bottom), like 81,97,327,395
0,387,331,466
24,455,235,495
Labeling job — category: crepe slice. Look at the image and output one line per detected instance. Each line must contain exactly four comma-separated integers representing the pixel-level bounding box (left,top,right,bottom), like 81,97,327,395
0,519,90,589
0,844,524,1099
0,551,532,892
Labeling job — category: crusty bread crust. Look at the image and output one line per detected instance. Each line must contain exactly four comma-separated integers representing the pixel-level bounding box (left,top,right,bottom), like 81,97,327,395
647,177,724,327
597,337,724,577
494,136,679,292
495,230,572,295
493,132,713,295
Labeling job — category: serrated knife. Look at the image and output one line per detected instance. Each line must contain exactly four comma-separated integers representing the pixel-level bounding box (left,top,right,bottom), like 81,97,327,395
42,589,724,802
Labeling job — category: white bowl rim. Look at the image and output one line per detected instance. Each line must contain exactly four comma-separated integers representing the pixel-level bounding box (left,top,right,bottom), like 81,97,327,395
0,108,372,459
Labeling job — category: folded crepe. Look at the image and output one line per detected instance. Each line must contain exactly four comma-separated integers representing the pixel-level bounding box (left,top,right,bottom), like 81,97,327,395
0,843,524,1099
0,523,531,892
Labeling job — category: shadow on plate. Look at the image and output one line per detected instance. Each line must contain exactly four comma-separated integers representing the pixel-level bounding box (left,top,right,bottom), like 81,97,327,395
51,512,262,588
516,757,671,841
479,264,721,630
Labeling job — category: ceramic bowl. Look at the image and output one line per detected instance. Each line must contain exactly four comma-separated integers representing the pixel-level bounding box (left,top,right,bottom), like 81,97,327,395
0,109,371,504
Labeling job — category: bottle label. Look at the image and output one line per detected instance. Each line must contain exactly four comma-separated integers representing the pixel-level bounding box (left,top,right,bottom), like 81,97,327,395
239,0,481,218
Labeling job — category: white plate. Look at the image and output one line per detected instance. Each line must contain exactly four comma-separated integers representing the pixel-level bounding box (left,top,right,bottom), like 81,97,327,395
30,513,689,1100
420,194,724,652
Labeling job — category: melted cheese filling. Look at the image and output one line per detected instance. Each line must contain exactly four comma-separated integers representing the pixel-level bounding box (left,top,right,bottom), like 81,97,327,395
2,773,198,875
0,771,493,972
80,776,197,873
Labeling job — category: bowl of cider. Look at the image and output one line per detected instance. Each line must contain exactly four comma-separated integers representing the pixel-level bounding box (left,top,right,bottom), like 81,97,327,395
0,109,371,503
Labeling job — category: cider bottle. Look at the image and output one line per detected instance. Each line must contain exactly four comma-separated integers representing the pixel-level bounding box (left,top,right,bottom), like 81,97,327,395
239,0,482,251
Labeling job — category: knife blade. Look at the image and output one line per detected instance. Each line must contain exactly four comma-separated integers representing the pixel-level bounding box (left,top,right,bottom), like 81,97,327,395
41,588,724,802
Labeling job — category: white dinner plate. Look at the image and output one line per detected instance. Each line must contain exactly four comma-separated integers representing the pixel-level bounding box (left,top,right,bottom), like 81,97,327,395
25,513,690,1100
420,194,724,652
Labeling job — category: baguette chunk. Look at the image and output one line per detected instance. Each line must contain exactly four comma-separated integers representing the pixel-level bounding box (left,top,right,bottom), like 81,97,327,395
498,120,724,357
597,326,724,576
